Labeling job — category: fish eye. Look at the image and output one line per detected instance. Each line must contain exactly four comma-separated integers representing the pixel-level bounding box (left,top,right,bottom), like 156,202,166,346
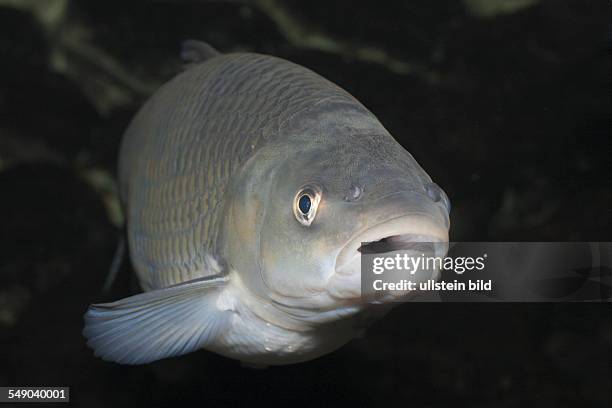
298,194,311,214
293,185,322,226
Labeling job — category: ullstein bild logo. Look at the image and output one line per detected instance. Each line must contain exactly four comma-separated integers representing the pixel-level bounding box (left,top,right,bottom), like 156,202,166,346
360,242,612,302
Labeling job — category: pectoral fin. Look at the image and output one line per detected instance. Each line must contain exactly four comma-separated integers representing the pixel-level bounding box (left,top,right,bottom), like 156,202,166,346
83,276,231,365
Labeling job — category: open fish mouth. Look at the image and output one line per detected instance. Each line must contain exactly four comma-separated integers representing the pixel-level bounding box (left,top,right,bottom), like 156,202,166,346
357,235,441,255
328,214,449,302
335,214,449,274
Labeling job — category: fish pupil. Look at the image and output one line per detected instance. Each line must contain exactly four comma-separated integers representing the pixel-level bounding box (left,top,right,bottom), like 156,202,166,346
298,194,311,214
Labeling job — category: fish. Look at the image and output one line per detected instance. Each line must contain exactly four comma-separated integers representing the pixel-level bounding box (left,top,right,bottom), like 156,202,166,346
83,40,451,365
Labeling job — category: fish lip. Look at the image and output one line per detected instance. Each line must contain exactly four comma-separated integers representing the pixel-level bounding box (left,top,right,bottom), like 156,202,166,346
334,213,449,275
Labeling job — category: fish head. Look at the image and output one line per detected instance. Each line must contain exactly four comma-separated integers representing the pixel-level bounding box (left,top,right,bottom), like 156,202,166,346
230,133,450,321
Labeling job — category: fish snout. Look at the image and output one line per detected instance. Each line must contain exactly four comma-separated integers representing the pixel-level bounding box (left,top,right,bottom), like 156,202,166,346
329,192,450,303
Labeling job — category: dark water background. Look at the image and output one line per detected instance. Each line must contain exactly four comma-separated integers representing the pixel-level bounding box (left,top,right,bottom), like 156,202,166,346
0,0,611,406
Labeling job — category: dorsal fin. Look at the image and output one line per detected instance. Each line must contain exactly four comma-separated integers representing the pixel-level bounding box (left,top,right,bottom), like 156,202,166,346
180,40,221,68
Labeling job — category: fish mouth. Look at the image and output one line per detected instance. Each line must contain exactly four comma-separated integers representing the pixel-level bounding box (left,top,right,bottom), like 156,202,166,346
357,234,441,255
335,214,449,273
329,214,449,302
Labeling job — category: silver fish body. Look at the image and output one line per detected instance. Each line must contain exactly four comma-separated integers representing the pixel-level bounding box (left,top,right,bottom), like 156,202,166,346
84,42,451,365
